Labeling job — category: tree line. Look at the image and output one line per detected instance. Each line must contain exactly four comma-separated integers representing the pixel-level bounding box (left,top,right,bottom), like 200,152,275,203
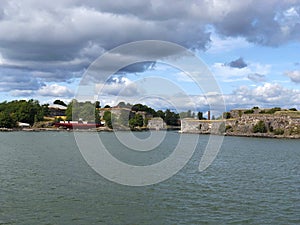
65,100,205,128
0,99,48,128
0,98,206,128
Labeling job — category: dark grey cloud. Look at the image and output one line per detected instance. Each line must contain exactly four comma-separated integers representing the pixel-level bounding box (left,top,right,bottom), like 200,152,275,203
228,57,248,69
247,73,266,82
214,1,300,46
117,62,156,74
0,68,43,92
0,0,299,94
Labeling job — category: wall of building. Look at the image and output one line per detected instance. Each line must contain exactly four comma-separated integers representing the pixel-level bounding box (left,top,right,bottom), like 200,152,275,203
180,118,225,134
147,117,166,130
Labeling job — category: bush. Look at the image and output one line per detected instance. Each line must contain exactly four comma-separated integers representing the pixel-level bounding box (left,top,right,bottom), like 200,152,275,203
225,125,232,131
244,109,254,114
260,107,281,114
103,111,113,129
129,114,144,129
0,112,17,128
223,112,231,119
273,128,284,135
253,121,267,133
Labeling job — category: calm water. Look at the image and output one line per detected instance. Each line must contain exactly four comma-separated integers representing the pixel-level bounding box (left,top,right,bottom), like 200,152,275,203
0,131,299,224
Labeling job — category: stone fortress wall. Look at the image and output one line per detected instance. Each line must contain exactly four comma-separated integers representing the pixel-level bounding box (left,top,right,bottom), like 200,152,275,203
180,109,300,138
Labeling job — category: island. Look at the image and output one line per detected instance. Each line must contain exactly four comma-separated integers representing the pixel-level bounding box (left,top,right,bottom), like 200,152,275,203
181,107,300,138
0,99,299,138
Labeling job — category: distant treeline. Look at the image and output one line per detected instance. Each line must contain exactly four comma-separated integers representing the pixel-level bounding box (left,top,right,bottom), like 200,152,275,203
65,100,203,127
0,99,48,128
0,99,205,128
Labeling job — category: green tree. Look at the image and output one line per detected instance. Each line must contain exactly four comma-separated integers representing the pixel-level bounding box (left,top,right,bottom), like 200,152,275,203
42,104,50,117
260,107,282,114
223,112,231,119
65,101,73,121
267,107,281,114
132,103,146,112
0,112,17,128
0,99,44,126
156,110,165,120
164,109,179,126
16,99,44,125
129,114,144,129
198,112,204,120
135,114,144,127
95,101,101,109
244,109,254,114
95,109,101,124
103,111,112,129
131,103,156,116
253,120,267,133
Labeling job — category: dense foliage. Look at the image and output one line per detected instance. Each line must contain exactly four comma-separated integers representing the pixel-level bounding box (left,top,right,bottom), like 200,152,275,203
103,111,112,129
259,107,281,114
223,112,231,119
244,109,254,114
289,108,297,111
66,99,100,123
129,114,144,129
0,111,17,128
253,120,267,133
0,99,47,127
197,111,204,120
131,103,157,116
164,109,180,126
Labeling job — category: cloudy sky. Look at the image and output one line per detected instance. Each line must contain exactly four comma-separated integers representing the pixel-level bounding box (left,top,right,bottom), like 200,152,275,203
0,0,299,111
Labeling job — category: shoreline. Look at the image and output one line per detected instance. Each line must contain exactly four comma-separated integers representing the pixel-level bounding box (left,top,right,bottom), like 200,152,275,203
1,127,299,139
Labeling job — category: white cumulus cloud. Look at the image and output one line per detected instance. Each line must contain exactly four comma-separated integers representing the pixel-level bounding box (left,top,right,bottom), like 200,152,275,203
285,70,300,83
37,84,74,97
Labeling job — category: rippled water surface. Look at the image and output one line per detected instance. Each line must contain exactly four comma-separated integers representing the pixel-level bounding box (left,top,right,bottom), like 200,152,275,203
0,131,299,224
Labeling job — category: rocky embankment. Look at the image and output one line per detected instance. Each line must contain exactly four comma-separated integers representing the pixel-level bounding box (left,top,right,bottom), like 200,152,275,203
181,111,300,139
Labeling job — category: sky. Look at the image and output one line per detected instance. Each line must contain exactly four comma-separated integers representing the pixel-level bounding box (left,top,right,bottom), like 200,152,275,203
0,0,299,112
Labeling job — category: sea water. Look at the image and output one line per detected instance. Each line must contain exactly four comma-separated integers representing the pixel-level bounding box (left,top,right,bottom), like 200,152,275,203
0,131,299,224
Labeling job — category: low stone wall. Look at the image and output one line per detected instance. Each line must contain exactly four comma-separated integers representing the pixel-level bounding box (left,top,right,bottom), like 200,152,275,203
147,117,166,130
180,118,225,134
